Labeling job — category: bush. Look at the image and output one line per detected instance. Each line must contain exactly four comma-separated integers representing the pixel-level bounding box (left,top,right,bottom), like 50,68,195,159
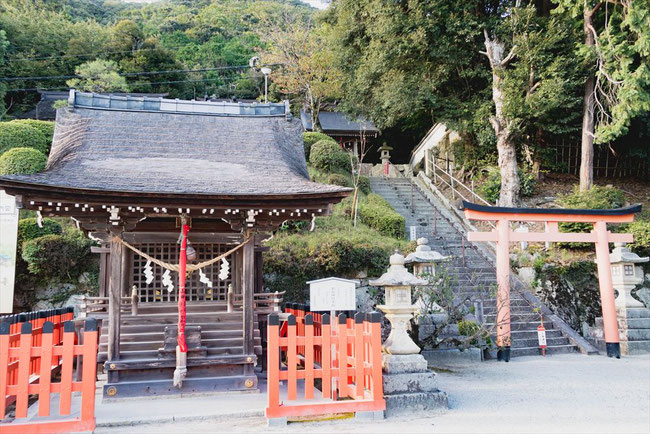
558,185,626,248
358,193,406,238
0,122,50,155
303,132,335,160
264,216,407,303
626,220,650,257
326,173,352,188
10,120,55,141
22,232,95,282
358,176,371,194
309,139,351,173
479,166,537,204
18,218,62,246
0,147,48,175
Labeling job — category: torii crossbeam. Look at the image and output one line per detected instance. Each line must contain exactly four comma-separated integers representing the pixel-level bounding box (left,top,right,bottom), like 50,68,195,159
462,201,642,361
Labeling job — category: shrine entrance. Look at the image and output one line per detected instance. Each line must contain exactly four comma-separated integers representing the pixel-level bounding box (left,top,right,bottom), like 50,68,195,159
462,201,642,360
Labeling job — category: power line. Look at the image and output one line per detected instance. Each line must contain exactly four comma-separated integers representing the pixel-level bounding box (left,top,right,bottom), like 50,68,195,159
7,46,187,62
0,63,281,82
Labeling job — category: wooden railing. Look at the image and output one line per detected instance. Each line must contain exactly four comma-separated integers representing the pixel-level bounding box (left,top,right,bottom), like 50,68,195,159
0,318,99,433
266,311,385,420
228,290,285,313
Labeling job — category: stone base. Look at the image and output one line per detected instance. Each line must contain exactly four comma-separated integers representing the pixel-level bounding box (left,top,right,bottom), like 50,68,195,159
382,354,448,417
421,348,482,366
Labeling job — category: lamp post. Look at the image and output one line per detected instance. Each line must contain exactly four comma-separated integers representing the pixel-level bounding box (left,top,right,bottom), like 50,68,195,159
405,237,450,317
610,243,648,311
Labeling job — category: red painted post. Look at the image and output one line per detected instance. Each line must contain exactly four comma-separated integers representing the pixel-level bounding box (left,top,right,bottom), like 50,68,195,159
266,314,280,414
321,314,331,399
38,322,54,417
287,314,297,400
59,321,75,416
594,221,621,358
369,313,384,403
177,223,190,353
15,323,32,418
337,314,347,399
81,319,99,425
354,313,364,399
495,218,512,361
0,320,10,418
304,314,314,399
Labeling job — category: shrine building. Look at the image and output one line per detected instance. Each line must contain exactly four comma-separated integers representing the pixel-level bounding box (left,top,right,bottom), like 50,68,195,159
0,90,350,398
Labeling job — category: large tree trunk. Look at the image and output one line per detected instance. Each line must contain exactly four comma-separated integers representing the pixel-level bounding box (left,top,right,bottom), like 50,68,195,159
579,7,597,192
484,32,520,207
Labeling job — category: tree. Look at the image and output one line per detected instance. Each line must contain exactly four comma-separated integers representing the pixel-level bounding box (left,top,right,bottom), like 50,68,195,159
67,59,129,93
0,30,9,118
260,15,343,130
555,0,650,191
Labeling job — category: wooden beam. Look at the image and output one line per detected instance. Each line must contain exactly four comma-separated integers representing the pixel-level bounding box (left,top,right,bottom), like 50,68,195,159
464,208,636,223
242,231,255,362
467,230,633,244
107,237,124,382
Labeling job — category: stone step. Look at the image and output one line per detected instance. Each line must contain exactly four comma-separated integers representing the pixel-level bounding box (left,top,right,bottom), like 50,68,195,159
484,320,554,331
627,340,650,354
623,308,650,319
510,329,564,340
485,313,542,323
627,329,650,340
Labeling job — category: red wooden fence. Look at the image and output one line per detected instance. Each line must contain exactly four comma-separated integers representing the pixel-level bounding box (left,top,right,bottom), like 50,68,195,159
0,317,98,433
266,311,385,420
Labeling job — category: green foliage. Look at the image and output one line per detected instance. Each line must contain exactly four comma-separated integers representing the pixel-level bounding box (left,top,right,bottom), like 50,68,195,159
326,173,352,188
18,218,62,246
303,132,334,160
357,175,371,195
534,260,601,332
309,139,351,173
264,215,407,302
67,59,129,93
357,193,405,239
0,147,47,175
21,232,95,283
0,122,50,155
557,185,626,247
9,120,55,141
479,166,537,204
626,220,650,257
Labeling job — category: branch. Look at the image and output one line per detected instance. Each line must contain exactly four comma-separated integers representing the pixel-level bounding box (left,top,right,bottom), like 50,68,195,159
501,45,517,66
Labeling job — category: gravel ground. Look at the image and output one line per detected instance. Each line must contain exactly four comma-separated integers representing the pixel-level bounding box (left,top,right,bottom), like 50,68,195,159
96,353,650,434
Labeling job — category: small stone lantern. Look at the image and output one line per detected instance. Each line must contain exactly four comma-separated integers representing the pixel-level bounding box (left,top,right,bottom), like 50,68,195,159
370,251,427,355
404,238,450,277
379,142,393,177
610,243,648,310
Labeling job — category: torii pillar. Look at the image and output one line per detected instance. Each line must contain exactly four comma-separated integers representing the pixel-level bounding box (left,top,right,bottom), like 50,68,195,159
462,201,642,360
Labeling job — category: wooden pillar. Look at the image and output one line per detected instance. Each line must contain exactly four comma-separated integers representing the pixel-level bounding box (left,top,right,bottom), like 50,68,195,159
242,231,255,358
594,220,620,358
495,218,511,359
108,239,125,370
254,250,263,293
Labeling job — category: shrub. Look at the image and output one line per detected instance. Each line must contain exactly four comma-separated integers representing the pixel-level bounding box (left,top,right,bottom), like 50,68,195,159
557,185,626,248
479,166,537,204
626,220,650,257
326,173,352,188
357,175,371,194
0,147,48,175
303,132,335,160
358,193,406,238
22,232,95,282
263,216,407,302
18,218,62,246
0,122,50,155
309,139,351,173
10,120,55,141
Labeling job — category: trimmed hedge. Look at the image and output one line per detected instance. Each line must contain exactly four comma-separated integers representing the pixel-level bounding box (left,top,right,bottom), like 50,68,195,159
0,122,50,155
10,120,55,141
358,193,406,238
326,173,352,188
309,139,351,173
18,218,62,246
303,132,334,160
0,147,48,175
22,232,95,282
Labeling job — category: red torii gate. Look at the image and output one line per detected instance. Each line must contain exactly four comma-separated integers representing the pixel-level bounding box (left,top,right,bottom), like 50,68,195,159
462,201,642,361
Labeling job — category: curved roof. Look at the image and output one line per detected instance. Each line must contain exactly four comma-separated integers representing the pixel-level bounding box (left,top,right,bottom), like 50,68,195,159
1,100,351,198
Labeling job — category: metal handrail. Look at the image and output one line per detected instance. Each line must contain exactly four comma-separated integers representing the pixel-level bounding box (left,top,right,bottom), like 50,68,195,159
427,157,493,207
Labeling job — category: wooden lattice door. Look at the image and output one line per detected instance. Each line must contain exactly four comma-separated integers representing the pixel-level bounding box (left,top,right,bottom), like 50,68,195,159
131,242,233,303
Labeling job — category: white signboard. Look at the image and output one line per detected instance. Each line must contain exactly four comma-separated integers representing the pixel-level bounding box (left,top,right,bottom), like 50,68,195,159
0,191,19,314
307,278,357,312
409,226,417,241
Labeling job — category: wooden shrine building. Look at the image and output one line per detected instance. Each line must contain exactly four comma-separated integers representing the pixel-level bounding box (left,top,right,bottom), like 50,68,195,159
0,90,350,398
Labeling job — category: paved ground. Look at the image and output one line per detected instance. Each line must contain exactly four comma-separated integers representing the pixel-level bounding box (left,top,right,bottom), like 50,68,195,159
96,353,650,434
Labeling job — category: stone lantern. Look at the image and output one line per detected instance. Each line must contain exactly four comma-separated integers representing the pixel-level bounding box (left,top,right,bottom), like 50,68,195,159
369,250,448,416
404,238,450,277
378,142,392,177
370,251,427,355
610,243,648,310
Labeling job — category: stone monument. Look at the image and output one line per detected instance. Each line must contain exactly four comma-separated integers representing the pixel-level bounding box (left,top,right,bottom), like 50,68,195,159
370,251,448,416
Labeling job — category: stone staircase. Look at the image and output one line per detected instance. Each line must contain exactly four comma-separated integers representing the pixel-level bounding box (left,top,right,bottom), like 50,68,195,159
369,176,579,357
